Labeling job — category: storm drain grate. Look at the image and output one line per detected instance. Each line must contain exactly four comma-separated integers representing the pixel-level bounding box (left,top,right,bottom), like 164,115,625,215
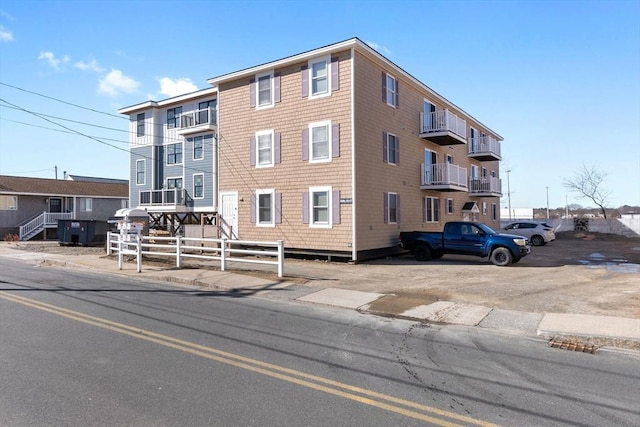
547,338,598,354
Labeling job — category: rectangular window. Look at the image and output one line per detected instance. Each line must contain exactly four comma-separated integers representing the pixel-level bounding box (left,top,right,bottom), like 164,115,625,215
256,130,274,167
257,72,273,108
136,113,145,137
198,100,217,125
167,107,182,129
386,133,398,165
447,198,454,214
483,202,488,215
193,136,204,160
312,189,329,226
387,192,398,224
167,178,182,189
136,159,145,185
193,174,204,198
425,197,440,223
492,203,497,221
309,121,330,162
386,74,397,107
310,56,329,97
167,143,183,164
258,190,274,225
0,195,17,210
79,198,92,212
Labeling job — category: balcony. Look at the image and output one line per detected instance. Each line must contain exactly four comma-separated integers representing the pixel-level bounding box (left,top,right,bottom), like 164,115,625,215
468,135,501,161
421,163,468,191
176,107,217,135
468,177,502,197
139,188,189,211
419,109,467,145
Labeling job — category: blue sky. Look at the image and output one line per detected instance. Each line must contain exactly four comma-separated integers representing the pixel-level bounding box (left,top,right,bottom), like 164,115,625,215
0,0,638,209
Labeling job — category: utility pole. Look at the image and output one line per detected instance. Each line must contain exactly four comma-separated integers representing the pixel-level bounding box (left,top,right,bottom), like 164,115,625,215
507,169,512,221
546,186,549,219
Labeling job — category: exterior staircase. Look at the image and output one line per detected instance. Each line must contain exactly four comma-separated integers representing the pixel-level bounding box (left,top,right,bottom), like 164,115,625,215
19,212,74,241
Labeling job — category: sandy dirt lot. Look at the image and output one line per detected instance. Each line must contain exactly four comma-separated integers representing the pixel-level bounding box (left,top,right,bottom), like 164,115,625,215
9,232,640,319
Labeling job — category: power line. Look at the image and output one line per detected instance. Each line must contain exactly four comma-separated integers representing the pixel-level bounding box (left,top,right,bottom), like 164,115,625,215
0,81,126,120
0,117,130,145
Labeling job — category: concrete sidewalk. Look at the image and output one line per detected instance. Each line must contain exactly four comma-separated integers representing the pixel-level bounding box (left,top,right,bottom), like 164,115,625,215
1,242,638,353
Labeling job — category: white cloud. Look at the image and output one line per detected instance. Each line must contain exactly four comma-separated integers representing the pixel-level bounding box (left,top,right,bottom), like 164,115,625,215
157,77,198,97
0,25,13,42
0,10,15,21
98,69,140,97
365,40,392,56
75,58,105,73
38,51,70,70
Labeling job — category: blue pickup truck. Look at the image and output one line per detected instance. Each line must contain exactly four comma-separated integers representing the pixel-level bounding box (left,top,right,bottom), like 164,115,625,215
399,222,531,266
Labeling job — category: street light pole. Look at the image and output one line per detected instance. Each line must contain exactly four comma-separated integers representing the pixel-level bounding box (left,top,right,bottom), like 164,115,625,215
546,186,549,219
507,169,512,221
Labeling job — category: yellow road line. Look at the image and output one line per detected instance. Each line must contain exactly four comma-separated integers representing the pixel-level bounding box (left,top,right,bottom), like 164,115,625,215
0,291,499,427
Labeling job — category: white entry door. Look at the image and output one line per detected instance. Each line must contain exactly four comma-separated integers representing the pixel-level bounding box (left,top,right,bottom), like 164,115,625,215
220,192,238,239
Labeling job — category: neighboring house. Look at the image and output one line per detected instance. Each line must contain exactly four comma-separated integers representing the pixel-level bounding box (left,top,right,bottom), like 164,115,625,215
118,38,503,261
0,175,129,240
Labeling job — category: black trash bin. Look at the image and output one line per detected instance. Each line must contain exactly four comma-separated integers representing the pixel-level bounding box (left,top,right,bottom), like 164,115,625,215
58,220,109,246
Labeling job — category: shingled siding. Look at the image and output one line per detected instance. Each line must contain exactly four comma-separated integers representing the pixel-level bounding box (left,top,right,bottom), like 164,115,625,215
218,49,354,253
352,50,502,254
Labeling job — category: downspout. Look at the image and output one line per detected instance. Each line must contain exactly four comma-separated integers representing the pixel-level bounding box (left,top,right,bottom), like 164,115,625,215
350,47,357,262
213,103,219,213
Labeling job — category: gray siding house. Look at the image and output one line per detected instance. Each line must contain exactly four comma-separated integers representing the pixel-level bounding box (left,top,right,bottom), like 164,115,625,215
0,175,128,240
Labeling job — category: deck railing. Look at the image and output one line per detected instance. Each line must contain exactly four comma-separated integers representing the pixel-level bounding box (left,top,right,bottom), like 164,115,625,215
139,188,186,206
180,107,217,129
421,163,468,187
19,211,74,240
468,135,501,157
469,177,502,194
420,109,467,138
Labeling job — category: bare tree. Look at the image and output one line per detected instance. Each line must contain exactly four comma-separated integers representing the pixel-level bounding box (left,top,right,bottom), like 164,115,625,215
563,164,611,218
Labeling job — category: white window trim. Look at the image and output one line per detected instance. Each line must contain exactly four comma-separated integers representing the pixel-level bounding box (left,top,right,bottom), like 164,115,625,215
256,188,275,227
166,142,183,165
309,185,332,229
192,136,204,161
308,55,331,100
136,159,145,185
425,196,439,223
80,198,93,212
387,192,398,224
0,195,18,210
386,74,397,107
193,174,204,199
308,120,332,164
255,70,274,109
470,164,480,179
255,129,274,168
447,198,454,215
386,132,397,165
166,176,183,189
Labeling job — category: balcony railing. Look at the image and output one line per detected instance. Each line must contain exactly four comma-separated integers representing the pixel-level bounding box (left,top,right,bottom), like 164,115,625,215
421,163,468,190
139,188,187,206
420,109,467,144
178,107,217,134
468,135,501,160
469,177,502,196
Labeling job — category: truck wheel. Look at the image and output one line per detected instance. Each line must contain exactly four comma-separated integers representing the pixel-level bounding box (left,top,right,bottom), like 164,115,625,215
490,247,512,266
414,245,432,261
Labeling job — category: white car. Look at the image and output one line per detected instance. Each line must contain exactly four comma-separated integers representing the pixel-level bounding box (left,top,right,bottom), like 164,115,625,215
502,222,556,246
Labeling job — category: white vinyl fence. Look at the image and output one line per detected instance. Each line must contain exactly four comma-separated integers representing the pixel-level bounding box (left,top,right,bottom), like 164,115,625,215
107,233,285,277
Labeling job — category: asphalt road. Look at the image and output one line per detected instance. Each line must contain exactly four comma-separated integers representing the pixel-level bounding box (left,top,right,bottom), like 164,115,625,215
1,259,638,426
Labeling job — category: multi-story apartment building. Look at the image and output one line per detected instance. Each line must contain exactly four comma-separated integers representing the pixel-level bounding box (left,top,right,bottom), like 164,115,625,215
119,38,502,261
